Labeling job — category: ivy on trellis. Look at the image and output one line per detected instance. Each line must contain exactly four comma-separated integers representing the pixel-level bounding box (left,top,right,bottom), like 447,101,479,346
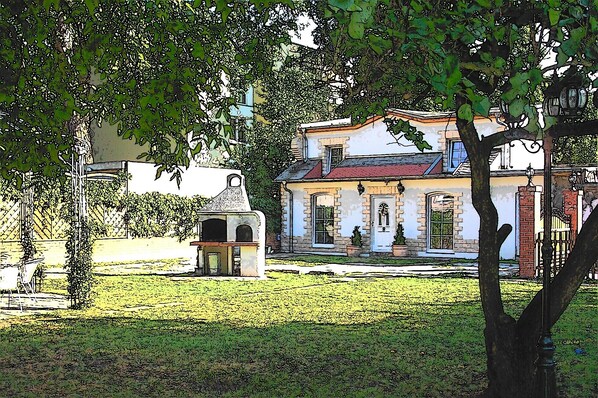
1,173,207,309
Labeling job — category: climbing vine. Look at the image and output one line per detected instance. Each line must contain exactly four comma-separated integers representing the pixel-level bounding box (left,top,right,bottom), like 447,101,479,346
65,217,94,309
123,193,207,241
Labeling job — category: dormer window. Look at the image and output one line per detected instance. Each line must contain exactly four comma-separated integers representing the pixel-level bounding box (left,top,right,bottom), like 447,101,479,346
325,146,343,174
449,140,467,171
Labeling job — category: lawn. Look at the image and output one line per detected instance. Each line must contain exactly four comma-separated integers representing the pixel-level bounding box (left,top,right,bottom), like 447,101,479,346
0,271,595,397
266,254,465,267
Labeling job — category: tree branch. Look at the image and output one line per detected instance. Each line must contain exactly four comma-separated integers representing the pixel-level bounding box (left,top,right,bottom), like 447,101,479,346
497,223,513,246
481,127,538,149
518,205,598,331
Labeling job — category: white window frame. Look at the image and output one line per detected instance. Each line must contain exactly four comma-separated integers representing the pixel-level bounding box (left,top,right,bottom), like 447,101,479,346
312,194,335,247
448,140,467,171
427,193,455,253
325,146,343,174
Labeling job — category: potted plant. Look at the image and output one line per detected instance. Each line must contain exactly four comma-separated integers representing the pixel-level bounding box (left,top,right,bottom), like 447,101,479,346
392,223,408,257
347,226,362,257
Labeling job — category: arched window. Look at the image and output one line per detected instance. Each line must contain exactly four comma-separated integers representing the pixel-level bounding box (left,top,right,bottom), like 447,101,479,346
236,225,253,242
313,194,334,245
378,202,390,227
427,194,454,250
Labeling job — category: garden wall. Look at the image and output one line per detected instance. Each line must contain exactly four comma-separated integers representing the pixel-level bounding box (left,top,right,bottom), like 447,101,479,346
0,237,196,266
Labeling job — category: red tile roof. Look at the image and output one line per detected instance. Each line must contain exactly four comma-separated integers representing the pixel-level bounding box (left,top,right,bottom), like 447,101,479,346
303,161,322,179
275,153,443,182
326,164,432,179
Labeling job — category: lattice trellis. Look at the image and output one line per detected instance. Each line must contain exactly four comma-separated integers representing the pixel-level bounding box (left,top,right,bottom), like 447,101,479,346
1,200,127,242
104,206,127,238
88,205,127,238
33,205,69,240
0,200,20,241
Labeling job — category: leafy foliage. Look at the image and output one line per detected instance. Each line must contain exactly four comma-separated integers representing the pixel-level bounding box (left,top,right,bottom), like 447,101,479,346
350,225,362,247
226,49,337,233
123,192,207,241
0,0,301,186
64,217,95,309
393,223,406,246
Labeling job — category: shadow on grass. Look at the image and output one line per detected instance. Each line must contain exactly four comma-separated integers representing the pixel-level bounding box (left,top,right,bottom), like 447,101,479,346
0,315,488,398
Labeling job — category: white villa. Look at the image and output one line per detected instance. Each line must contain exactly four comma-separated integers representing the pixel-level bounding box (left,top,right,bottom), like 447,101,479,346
275,109,547,259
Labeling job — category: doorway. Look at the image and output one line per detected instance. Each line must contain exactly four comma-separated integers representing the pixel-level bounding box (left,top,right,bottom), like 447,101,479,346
371,196,396,252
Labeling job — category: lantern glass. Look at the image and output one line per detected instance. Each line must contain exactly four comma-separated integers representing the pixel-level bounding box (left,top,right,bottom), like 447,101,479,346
558,85,588,116
579,88,587,108
499,100,508,116
543,97,561,117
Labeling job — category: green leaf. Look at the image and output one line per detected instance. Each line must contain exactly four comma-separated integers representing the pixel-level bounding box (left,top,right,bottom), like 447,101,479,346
548,9,560,26
457,103,473,121
43,0,60,11
472,96,491,117
192,43,205,59
328,0,356,10
348,19,364,39
84,0,98,15
508,98,525,117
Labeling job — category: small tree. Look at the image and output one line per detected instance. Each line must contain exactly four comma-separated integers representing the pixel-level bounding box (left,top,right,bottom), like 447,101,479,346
350,226,363,247
393,223,406,246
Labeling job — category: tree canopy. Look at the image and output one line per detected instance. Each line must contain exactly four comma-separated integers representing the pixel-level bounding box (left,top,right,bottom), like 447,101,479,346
0,0,300,186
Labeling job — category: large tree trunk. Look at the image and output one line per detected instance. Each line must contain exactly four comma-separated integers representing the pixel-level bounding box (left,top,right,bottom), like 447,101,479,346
457,101,598,397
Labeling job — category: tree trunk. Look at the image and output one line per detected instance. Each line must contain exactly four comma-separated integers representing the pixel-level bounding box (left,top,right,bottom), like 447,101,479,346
455,100,539,398
481,320,541,398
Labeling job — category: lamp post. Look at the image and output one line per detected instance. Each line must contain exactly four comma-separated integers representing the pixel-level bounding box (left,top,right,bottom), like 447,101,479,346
533,77,588,398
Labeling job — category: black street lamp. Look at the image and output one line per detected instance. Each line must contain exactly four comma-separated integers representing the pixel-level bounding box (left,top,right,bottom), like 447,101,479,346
534,77,588,398
525,163,535,187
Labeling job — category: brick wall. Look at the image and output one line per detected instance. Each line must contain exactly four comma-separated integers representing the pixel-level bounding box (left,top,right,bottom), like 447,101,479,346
518,185,542,278
562,189,582,241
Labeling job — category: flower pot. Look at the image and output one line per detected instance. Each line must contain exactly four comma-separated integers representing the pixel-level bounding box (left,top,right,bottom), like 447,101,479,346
392,244,408,257
346,245,361,257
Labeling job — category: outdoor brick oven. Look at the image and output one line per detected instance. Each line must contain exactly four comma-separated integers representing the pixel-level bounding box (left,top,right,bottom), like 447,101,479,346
191,173,266,277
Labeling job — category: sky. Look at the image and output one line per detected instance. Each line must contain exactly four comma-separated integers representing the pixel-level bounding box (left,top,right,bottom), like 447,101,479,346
290,14,317,48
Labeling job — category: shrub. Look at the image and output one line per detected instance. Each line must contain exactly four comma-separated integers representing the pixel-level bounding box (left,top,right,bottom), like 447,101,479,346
393,223,406,245
350,226,363,247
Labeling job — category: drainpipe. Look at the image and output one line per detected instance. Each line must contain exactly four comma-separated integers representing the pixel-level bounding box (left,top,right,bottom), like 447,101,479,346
281,181,294,253
301,128,308,162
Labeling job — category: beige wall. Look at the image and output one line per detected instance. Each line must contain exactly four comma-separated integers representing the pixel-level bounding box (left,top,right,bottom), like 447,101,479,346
91,121,150,163
1,237,197,266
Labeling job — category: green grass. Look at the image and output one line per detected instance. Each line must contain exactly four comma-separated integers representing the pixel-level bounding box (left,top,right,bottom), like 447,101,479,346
266,254,466,267
1,272,596,397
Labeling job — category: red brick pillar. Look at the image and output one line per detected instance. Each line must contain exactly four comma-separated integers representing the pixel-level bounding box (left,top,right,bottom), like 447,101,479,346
563,189,583,241
519,185,542,278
